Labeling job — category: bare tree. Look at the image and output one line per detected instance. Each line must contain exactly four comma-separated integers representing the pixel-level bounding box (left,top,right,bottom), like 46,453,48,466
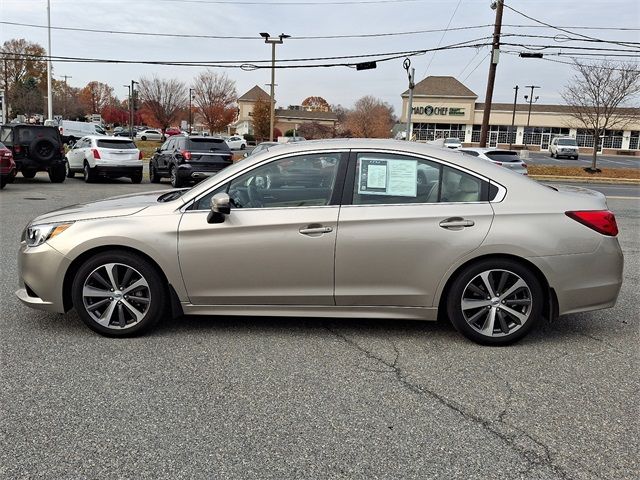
252,97,271,141
79,81,114,115
561,61,640,172
192,70,237,134
345,96,395,138
297,122,333,140
138,76,187,133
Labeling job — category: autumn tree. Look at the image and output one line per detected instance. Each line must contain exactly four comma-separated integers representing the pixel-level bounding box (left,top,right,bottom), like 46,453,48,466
52,80,85,119
11,77,43,117
79,81,114,115
192,70,237,134
345,96,395,138
138,76,187,133
252,97,271,141
331,103,351,136
297,122,333,140
561,61,640,172
301,96,330,112
1,38,47,117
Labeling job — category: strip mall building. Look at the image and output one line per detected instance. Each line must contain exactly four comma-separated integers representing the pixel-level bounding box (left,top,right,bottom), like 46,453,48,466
401,77,640,155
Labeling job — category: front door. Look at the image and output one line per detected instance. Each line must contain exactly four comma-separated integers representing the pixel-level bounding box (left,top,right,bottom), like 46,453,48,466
541,133,551,150
178,151,347,305
335,152,494,307
489,131,498,147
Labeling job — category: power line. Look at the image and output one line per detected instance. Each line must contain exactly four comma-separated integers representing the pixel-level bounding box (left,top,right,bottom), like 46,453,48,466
457,46,488,79
462,50,491,82
502,24,640,32
421,0,463,77
82,0,426,5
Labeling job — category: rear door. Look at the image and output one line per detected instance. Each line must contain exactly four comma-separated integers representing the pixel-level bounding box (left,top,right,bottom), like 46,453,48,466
334,151,494,307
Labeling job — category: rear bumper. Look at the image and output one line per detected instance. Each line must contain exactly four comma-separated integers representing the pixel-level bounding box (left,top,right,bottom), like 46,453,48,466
528,237,623,315
94,165,143,176
176,164,230,181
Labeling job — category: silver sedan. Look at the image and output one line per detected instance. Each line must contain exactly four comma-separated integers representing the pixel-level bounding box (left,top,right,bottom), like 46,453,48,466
16,139,623,345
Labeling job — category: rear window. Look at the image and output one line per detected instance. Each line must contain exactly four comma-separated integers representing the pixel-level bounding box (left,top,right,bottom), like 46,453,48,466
187,138,230,152
16,126,61,143
97,139,137,149
485,151,522,163
558,138,577,146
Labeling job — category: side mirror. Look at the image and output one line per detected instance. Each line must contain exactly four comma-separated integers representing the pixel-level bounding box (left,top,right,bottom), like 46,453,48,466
207,192,230,224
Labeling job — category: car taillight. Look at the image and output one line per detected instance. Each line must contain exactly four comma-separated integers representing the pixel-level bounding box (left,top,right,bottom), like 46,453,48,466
92,148,101,159
138,151,143,160
521,163,527,168
14,145,21,153
566,210,618,237
181,150,192,161
494,161,503,166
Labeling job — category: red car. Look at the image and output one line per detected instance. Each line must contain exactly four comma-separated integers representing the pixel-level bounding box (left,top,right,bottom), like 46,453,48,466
164,127,182,137
0,142,16,189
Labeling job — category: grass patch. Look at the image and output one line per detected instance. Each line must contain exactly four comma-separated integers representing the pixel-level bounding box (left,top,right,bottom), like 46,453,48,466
528,165,640,179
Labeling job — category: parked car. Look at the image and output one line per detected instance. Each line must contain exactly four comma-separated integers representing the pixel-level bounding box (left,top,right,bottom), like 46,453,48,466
66,135,143,183
135,129,163,141
443,137,462,149
0,141,16,189
114,130,134,138
149,135,232,187
0,124,66,182
16,139,622,345
243,141,279,158
458,148,528,175
550,137,580,159
279,136,306,143
225,135,247,150
164,127,182,137
112,127,125,135
57,120,106,144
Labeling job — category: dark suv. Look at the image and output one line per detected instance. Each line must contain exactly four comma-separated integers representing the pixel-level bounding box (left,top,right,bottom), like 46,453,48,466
0,124,66,183
149,136,233,188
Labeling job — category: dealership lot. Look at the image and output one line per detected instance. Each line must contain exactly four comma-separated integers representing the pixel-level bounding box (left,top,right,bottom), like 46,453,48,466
1,175,638,479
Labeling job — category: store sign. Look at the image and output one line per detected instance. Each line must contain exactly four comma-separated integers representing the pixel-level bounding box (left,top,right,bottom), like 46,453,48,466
412,105,465,116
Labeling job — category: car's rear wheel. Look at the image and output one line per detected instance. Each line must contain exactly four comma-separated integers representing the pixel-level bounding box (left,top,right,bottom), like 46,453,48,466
83,162,96,183
130,171,143,184
22,169,37,179
149,164,161,183
447,259,543,345
141,136,147,141
240,144,246,150
48,163,66,183
170,165,183,188
549,151,554,158
71,251,167,336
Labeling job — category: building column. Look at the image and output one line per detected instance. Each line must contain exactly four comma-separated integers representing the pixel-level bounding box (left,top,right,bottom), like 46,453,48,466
622,130,631,150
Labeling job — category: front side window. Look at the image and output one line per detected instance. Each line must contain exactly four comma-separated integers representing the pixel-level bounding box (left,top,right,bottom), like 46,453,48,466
352,152,486,205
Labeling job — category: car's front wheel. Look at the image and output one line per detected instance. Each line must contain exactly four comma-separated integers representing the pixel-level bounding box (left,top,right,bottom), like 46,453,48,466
71,251,167,336
447,259,544,345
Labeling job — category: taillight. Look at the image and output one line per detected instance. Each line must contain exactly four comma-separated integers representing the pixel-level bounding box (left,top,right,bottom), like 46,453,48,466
494,161,503,166
181,150,192,161
566,210,618,236
521,163,527,168
92,148,101,159
14,145,21,153
138,151,143,160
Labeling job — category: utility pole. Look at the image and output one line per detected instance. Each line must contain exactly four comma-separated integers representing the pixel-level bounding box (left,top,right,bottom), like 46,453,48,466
403,58,415,141
189,88,194,134
524,85,540,148
61,75,72,118
123,84,131,135
479,0,504,147
129,80,138,139
509,85,518,150
260,32,289,142
46,0,53,121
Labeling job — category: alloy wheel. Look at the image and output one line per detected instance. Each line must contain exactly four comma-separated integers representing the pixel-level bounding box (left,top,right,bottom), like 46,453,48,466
460,269,533,338
82,263,151,329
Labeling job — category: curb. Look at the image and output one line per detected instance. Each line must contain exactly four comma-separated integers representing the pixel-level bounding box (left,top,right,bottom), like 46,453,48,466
530,175,640,185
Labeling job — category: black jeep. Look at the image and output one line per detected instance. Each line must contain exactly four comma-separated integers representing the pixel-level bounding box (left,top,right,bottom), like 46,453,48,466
0,124,66,183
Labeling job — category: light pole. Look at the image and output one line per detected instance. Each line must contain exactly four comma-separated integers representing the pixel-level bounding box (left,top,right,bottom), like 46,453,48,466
46,0,53,121
509,85,518,150
129,80,139,139
123,84,131,134
189,88,195,134
260,32,289,141
523,85,540,148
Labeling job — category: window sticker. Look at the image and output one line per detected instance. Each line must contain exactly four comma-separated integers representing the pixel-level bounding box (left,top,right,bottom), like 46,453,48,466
358,158,417,197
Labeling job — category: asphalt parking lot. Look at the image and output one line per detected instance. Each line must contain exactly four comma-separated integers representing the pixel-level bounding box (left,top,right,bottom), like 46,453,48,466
523,151,639,169
1,174,638,479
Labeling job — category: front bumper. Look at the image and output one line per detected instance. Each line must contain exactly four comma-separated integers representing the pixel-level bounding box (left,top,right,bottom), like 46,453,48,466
15,242,70,313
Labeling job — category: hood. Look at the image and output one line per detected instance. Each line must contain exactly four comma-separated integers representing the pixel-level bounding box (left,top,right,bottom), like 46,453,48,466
32,190,172,224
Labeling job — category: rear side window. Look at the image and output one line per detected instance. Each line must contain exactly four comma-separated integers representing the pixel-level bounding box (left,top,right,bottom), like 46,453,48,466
484,151,522,163
187,138,230,152
0,127,11,144
96,140,136,149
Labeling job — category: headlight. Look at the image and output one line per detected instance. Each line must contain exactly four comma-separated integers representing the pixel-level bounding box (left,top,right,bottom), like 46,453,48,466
25,222,73,247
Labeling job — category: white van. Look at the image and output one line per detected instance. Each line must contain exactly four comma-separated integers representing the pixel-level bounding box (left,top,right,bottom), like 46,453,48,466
58,120,106,144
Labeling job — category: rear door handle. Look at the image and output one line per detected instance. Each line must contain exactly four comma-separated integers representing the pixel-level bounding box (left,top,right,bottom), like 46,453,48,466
439,217,475,229
299,225,333,235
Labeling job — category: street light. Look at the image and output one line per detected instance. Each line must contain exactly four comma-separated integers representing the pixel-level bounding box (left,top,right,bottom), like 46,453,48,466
260,32,289,141
123,84,131,135
189,88,195,134
129,80,139,139
524,85,540,148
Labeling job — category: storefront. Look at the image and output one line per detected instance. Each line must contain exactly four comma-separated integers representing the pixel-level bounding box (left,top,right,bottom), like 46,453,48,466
401,76,640,155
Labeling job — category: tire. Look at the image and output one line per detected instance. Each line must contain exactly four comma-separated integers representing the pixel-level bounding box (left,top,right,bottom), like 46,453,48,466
141,136,147,141
48,163,66,183
71,250,167,336
240,144,246,150
21,169,37,179
170,165,183,188
149,163,161,183
83,162,96,183
572,156,579,160
549,151,554,158
130,171,143,184
0,176,6,189
65,160,75,178
446,259,544,346
30,137,57,162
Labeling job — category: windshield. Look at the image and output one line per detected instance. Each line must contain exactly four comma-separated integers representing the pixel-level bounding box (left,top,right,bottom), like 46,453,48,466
485,151,522,163
558,138,577,146
187,138,230,152
444,138,460,144
97,139,137,149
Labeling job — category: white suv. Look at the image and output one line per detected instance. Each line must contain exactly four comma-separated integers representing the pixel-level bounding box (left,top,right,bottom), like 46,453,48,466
550,137,579,159
66,136,143,183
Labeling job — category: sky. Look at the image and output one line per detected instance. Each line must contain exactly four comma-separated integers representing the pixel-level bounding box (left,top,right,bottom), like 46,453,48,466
1,0,638,115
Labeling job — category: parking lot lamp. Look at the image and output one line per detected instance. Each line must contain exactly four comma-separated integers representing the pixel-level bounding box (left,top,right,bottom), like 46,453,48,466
523,85,540,148
130,80,139,139
123,84,131,135
189,88,195,134
46,0,53,121
509,85,518,150
260,32,289,141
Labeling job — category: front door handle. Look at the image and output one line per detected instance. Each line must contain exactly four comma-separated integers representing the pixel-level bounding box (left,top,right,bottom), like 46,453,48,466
299,225,333,235
439,217,475,229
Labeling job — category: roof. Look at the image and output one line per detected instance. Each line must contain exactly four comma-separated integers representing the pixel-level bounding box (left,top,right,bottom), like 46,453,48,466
402,76,477,98
476,102,640,116
238,85,271,102
275,108,338,121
